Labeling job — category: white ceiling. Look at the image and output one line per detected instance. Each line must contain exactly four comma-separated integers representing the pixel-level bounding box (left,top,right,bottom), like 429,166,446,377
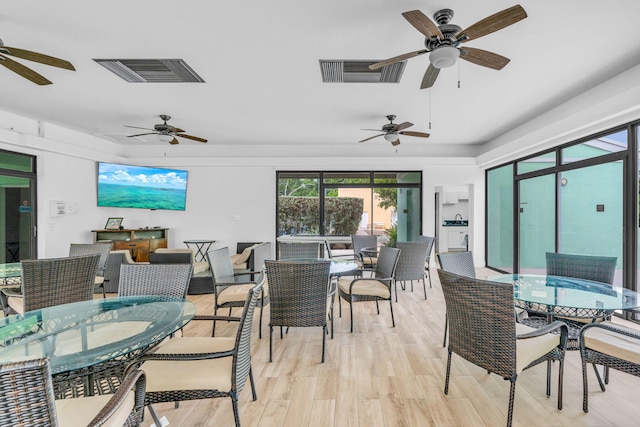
2,1,640,159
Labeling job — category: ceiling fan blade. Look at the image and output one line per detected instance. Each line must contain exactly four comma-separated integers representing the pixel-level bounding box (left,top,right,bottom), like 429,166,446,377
168,138,180,145
456,5,527,42
1,46,75,70
124,125,155,131
127,132,157,138
391,138,401,147
400,131,430,138
166,126,185,133
402,10,443,39
369,49,428,70
460,47,510,70
420,64,440,89
359,134,384,143
361,128,384,131
0,54,52,85
395,122,414,131
176,133,208,143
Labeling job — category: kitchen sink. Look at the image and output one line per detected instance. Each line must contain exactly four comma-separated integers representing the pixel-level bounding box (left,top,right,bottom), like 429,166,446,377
443,220,468,226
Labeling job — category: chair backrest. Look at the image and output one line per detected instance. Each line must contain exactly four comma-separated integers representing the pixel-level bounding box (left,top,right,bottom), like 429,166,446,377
278,242,323,260
233,282,263,395
351,235,378,256
0,358,58,425
21,254,100,312
418,235,435,263
69,242,112,276
437,251,476,278
395,241,430,281
149,251,193,264
438,269,517,378
546,252,617,284
374,246,401,282
118,263,192,298
264,260,332,328
207,247,236,286
102,250,134,293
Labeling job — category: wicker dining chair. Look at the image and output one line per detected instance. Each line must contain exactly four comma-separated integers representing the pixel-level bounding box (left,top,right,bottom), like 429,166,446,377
579,322,640,412
133,282,263,427
0,254,100,316
265,260,333,363
69,242,113,297
417,235,436,288
0,358,146,427
438,269,568,427
437,251,476,347
394,241,430,301
208,247,268,338
351,234,378,271
118,263,193,299
337,245,401,333
277,241,324,259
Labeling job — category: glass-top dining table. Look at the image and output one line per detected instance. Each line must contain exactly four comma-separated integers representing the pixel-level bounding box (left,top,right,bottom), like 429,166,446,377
0,295,195,397
489,274,640,313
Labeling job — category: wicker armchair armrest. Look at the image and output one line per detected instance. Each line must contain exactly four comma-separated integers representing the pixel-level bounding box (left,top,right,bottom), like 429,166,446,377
579,321,640,341
233,269,262,277
348,275,394,292
517,320,568,348
1,286,22,298
138,348,236,362
88,369,146,427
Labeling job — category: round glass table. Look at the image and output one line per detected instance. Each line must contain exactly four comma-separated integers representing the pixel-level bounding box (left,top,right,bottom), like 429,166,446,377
0,295,195,397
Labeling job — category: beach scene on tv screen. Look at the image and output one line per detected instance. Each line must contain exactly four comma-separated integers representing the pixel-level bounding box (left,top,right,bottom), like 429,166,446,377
98,163,188,210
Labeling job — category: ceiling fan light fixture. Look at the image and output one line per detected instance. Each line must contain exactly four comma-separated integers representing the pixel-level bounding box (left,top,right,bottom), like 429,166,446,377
157,134,174,143
384,133,399,142
429,46,460,69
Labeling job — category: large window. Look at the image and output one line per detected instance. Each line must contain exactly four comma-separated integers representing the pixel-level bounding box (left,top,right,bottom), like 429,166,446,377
277,171,422,243
486,126,631,288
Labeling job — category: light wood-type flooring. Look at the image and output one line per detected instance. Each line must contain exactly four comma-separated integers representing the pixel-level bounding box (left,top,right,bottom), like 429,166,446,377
137,267,640,427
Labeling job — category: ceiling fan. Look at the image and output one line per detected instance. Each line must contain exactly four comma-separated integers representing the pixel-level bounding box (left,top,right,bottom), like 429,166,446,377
369,5,527,89
359,115,430,146
0,37,75,85
125,115,208,145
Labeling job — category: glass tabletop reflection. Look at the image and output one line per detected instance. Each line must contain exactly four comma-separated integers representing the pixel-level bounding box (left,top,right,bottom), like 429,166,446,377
489,274,640,311
0,295,195,375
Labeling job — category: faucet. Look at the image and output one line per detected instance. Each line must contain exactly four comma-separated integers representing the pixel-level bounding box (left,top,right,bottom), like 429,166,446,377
455,214,463,221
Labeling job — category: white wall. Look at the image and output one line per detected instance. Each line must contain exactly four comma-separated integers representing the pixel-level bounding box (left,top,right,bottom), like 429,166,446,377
0,132,486,264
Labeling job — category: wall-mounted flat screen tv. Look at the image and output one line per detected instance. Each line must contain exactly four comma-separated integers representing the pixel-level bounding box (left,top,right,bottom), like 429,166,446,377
97,162,188,211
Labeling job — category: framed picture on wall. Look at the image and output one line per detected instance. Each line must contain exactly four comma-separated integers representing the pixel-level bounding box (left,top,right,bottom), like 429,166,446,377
105,217,123,230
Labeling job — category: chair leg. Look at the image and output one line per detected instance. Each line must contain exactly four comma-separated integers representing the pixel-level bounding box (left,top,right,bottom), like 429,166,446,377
427,268,432,288
442,314,448,347
212,306,218,337
148,404,162,427
582,359,589,413
444,350,452,394
410,280,414,292
231,395,241,427
389,299,395,327
604,365,610,384
375,300,380,315
546,360,551,397
321,325,326,363
269,326,274,362
349,300,354,333
558,357,564,410
592,363,606,391
395,280,399,302
422,278,427,300
338,295,342,317
330,299,334,339
507,379,517,427
249,367,258,401
258,305,264,339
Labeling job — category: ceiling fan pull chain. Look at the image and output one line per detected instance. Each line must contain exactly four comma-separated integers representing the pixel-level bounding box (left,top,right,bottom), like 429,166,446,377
428,90,432,130
457,61,461,88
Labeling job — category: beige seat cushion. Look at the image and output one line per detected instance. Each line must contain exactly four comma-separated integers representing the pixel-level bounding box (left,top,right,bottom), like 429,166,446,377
515,323,560,373
7,295,23,314
56,392,135,427
231,244,261,266
338,278,390,299
193,261,210,275
217,282,268,306
141,336,235,393
583,322,640,365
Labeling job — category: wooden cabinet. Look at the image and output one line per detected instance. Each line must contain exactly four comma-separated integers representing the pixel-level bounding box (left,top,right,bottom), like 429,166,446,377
92,228,169,262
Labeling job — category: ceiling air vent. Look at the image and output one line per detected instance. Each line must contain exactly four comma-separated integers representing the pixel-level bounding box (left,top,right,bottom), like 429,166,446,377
93,59,205,83
319,60,405,83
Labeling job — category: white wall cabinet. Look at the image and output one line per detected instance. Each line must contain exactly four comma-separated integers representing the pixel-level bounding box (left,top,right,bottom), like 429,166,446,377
443,192,459,204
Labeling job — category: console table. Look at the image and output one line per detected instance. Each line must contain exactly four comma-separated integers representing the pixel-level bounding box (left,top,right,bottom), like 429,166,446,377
92,228,169,262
